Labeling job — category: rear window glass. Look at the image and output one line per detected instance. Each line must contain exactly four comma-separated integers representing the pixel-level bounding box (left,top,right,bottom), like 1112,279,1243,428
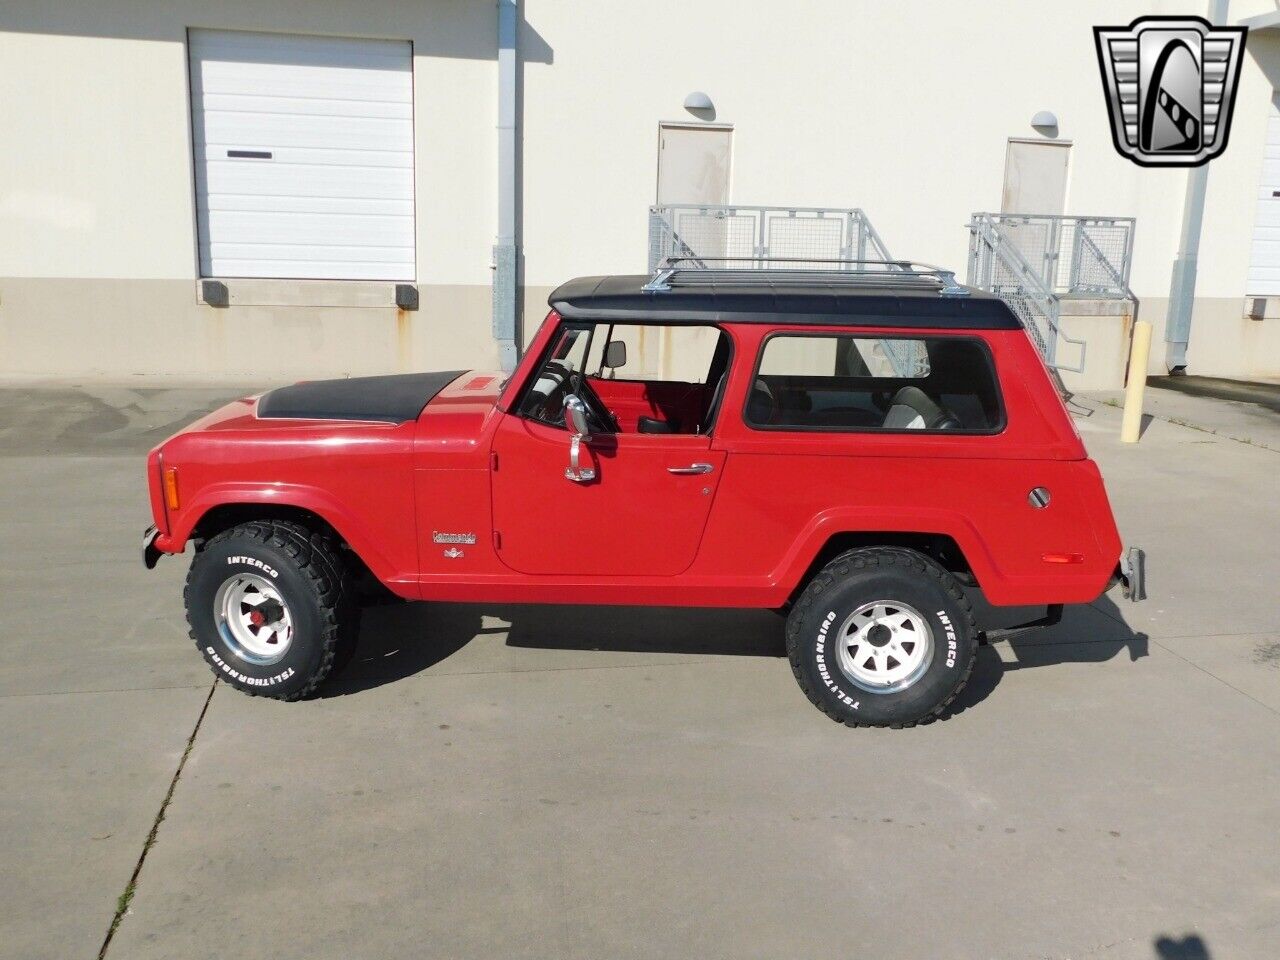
747,335,1003,433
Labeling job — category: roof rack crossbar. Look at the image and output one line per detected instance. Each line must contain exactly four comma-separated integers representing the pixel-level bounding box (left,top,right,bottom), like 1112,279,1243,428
641,257,969,297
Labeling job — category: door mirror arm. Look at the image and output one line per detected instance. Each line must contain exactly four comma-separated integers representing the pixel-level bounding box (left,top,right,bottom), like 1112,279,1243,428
563,394,596,483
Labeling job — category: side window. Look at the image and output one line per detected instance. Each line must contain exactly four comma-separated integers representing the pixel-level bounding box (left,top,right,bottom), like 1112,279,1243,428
591,324,723,384
747,335,1002,433
517,325,592,427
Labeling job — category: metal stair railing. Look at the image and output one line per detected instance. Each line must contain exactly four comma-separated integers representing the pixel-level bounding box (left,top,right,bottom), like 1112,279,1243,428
973,213,1134,297
1071,227,1141,340
648,204,893,273
968,213,1093,373
648,207,930,377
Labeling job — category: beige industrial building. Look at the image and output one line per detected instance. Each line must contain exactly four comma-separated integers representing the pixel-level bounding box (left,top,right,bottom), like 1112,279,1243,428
4,0,1280,387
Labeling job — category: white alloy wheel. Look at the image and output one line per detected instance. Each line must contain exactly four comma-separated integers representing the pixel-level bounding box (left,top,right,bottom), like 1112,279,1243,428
213,572,294,665
835,600,935,694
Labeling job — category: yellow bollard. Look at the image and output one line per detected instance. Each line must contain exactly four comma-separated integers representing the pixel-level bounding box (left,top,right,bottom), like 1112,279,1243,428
1120,320,1153,443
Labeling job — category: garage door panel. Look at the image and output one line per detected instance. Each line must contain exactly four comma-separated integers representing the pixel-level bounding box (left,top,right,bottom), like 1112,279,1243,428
190,29,415,281
1247,239,1280,259
199,113,412,153
200,93,413,121
195,143,412,170
204,210,413,246
204,242,414,265
205,259,413,281
1246,273,1280,296
1250,206,1280,228
191,64,410,108
202,194,413,218
199,161,413,199
196,60,410,91
194,72,411,103
192,30,411,69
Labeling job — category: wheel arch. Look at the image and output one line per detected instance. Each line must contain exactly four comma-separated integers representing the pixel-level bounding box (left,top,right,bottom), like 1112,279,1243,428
184,500,406,599
782,529,982,609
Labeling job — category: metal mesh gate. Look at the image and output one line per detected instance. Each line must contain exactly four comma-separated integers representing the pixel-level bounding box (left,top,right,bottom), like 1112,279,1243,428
967,213,1136,373
977,214,1135,297
648,204,893,272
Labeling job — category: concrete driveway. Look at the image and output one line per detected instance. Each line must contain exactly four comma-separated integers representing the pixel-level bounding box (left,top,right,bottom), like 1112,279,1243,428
2,381,1278,960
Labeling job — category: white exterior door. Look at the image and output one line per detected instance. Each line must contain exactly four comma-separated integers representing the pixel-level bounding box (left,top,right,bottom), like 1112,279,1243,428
656,124,732,206
189,29,415,281
1247,93,1280,295
1001,139,1070,215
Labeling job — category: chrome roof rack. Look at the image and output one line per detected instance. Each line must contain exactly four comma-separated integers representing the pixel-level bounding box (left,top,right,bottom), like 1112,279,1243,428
641,257,969,297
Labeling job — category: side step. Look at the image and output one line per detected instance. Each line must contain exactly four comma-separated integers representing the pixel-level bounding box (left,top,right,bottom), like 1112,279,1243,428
978,604,1063,644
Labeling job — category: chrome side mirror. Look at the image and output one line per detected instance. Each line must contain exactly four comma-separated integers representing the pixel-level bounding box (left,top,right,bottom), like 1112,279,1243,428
563,394,591,442
562,394,596,482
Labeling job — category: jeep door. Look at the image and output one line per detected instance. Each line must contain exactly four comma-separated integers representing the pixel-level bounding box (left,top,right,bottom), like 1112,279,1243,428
489,322,728,577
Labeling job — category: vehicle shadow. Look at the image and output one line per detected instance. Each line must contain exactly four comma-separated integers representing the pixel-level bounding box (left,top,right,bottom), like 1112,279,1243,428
319,602,490,697
499,604,785,657
1153,933,1211,959
323,591,1147,712
945,590,1149,718
320,602,784,696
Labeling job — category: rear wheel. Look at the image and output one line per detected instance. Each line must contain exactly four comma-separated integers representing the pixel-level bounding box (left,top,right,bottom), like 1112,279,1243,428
186,520,355,700
785,547,976,728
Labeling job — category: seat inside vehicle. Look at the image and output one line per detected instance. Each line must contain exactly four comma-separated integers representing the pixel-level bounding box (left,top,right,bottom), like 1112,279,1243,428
750,335,1001,431
584,324,729,434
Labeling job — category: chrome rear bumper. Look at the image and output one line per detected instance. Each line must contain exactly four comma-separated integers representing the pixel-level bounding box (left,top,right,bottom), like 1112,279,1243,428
1117,546,1146,602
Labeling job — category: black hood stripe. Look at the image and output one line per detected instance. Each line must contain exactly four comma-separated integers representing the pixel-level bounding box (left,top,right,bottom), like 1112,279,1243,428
257,371,467,424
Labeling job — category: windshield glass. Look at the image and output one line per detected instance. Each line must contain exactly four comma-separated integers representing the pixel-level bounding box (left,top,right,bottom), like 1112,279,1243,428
517,325,593,426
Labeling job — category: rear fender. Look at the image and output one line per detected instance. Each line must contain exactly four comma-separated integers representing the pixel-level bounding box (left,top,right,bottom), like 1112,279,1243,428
777,507,998,592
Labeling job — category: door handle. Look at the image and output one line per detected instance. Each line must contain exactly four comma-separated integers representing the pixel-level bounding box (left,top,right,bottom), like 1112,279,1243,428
667,462,714,475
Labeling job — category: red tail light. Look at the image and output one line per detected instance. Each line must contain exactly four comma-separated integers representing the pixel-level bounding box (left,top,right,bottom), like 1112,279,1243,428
1041,552,1084,565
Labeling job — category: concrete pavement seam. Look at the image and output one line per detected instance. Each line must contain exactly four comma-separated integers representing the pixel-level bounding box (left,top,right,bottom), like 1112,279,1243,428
1150,637,1280,721
96,679,218,960
0,682,213,700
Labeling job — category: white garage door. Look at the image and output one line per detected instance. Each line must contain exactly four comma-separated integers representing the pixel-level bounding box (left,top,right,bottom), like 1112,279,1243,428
1247,92,1280,295
189,29,415,281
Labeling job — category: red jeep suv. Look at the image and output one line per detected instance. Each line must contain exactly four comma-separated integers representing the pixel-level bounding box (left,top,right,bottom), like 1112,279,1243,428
143,261,1143,728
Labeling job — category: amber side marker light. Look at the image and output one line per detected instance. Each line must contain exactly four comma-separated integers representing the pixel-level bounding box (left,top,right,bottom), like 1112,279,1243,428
163,466,181,511
1041,552,1084,565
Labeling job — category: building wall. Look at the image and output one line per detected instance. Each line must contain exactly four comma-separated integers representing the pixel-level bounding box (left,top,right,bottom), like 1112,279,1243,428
2,1,1280,382
0,1,500,379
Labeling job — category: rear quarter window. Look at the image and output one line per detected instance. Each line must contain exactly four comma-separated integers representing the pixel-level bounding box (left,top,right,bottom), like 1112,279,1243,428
745,334,1004,434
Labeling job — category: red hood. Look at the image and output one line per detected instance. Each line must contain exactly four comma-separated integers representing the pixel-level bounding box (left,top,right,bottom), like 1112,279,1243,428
415,370,507,453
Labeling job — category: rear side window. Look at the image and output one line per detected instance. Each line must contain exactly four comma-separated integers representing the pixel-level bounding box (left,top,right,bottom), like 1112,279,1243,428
746,335,1003,433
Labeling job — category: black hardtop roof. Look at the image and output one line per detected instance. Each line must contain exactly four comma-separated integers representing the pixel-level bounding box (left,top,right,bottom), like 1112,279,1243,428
547,274,1021,330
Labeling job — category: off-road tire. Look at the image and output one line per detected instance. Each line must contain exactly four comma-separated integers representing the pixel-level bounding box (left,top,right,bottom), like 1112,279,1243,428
785,547,976,728
186,520,356,700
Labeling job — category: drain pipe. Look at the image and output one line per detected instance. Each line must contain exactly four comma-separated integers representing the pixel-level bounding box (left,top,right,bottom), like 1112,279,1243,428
1164,0,1229,373
493,0,520,372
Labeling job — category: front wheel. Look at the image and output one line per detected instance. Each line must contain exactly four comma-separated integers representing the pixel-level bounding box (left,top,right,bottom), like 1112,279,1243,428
185,520,354,700
785,547,976,728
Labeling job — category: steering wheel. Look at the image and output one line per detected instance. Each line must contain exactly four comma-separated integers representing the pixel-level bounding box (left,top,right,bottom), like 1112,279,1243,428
566,372,615,434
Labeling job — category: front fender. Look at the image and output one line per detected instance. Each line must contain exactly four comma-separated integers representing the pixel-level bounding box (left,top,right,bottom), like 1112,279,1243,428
162,482,412,594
